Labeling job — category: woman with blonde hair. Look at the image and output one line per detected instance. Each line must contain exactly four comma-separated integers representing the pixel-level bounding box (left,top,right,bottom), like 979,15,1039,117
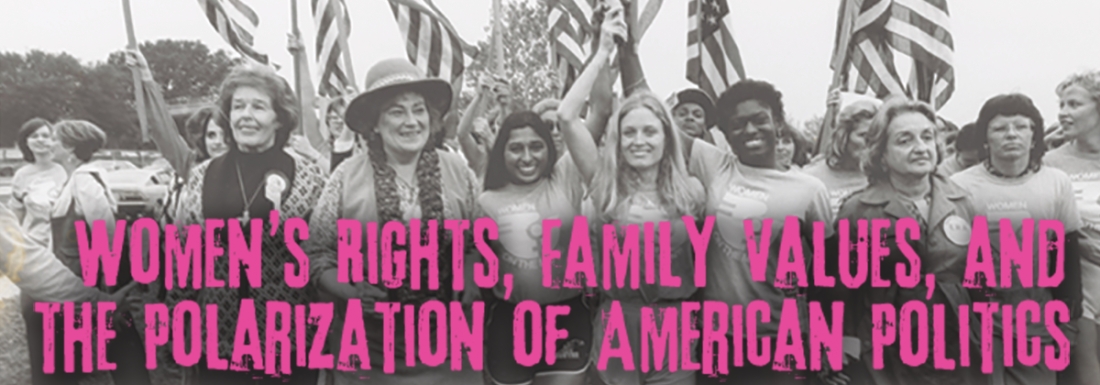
1042,69,1100,384
558,9,705,384
804,99,878,216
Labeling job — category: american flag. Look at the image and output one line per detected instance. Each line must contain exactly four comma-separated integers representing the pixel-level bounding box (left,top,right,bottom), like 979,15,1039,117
196,0,268,64
547,0,594,95
834,0,955,109
388,0,478,84
686,0,746,102
312,0,352,97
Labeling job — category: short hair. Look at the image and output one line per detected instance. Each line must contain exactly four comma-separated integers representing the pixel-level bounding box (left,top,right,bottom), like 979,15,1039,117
484,111,558,191
215,64,299,153
715,79,787,136
17,118,51,162
53,120,107,162
1056,70,1100,105
862,98,939,185
954,123,981,152
975,93,1046,169
532,99,560,117
184,106,220,160
827,100,878,168
778,123,812,167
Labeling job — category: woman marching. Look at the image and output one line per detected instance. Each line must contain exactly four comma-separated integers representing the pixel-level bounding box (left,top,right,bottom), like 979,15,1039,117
557,7,705,384
950,93,1083,385
304,58,482,385
10,118,67,249
168,63,327,384
478,109,592,385
1042,70,1100,384
804,99,878,217
827,98,983,385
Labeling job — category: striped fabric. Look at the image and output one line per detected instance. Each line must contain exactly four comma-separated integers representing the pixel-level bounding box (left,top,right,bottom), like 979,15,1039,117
834,0,955,109
388,0,477,84
547,0,594,95
311,0,352,97
686,0,746,102
196,0,267,64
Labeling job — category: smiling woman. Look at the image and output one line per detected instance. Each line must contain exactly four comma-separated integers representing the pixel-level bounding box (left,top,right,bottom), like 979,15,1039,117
166,63,328,385
303,58,483,385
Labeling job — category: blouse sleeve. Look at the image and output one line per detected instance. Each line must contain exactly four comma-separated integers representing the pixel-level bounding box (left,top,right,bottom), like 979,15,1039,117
305,166,345,283
0,204,102,303
141,77,197,179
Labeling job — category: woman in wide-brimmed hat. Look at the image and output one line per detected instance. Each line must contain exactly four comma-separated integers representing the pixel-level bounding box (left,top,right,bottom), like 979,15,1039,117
167,63,328,385
305,58,482,385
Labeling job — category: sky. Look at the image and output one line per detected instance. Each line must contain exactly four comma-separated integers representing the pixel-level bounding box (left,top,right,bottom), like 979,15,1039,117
1,0,1098,127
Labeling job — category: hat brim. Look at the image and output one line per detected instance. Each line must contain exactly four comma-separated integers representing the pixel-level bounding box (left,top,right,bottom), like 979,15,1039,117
675,88,716,128
345,78,453,135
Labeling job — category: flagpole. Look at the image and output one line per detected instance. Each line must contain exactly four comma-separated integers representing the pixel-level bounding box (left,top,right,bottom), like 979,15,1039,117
815,0,856,156
336,0,357,93
290,0,306,135
121,0,148,144
493,0,504,75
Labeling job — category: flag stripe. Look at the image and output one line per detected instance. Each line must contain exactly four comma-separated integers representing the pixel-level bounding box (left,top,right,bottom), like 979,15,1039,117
197,0,267,64
312,0,352,96
835,0,955,109
389,0,474,84
686,0,744,101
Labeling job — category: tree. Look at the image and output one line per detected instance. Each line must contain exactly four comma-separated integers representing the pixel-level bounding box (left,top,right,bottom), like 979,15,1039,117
462,0,559,110
106,39,237,102
0,51,87,146
2,40,237,149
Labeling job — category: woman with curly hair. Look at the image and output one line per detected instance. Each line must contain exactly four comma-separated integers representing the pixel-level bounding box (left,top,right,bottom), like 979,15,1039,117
804,100,878,216
168,63,328,384
1042,69,1100,384
305,58,482,385
776,123,812,171
826,98,983,385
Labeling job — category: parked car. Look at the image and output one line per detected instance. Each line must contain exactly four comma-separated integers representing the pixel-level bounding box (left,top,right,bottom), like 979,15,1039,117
101,167,169,220
88,159,138,173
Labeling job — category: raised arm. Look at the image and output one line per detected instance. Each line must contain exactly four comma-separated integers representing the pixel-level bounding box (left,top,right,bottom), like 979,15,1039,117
559,6,626,185
616,0,650,97
584,56,615,142
124,50,194,176
457,77,495,175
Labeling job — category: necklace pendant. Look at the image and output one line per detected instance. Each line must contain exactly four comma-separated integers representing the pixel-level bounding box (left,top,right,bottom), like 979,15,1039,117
241,211,250,222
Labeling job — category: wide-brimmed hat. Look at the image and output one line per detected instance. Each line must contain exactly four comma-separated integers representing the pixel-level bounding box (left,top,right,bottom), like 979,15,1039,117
666,88,716,128
345,58,453,135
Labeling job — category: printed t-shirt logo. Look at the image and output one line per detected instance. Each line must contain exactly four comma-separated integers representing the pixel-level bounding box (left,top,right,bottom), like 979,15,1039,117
716,184,769,255
497,202,542,260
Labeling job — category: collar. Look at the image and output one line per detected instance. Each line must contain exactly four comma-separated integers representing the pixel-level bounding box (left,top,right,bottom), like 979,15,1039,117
858,173,968,225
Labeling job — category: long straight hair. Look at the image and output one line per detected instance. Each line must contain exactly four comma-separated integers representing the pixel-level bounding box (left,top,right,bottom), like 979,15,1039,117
589,92,705,222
